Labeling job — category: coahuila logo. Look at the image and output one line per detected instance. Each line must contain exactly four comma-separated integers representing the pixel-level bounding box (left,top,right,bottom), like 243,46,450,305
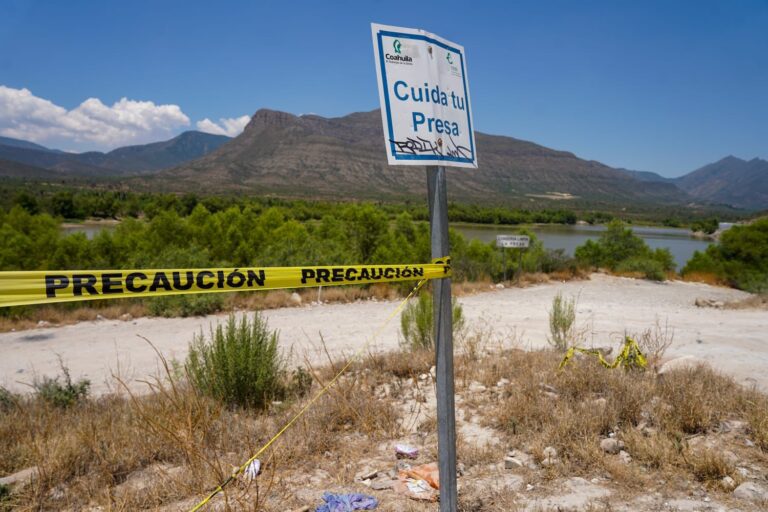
385,38,413,64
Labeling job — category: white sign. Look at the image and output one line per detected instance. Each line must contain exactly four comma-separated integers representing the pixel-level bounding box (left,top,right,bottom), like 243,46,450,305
371,23,477,168
497,235,530,248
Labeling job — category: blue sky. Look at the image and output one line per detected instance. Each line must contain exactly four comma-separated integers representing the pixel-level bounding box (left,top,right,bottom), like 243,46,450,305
1,0,766,176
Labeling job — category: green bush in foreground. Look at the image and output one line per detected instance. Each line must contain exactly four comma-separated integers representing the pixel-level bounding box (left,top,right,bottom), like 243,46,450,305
186,313,285,409
548,291,576,350
33,363,90,408
401,292,465,350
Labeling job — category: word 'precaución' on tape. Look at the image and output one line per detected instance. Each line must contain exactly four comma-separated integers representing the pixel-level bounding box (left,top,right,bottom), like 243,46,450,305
0,258,451,308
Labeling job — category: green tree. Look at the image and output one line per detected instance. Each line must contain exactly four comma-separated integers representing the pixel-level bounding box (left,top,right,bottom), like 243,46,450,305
683,219,768,292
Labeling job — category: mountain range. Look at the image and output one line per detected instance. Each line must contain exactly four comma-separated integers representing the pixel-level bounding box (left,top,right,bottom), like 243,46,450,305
617,157,768,210
149,109,688,206
1,109,766,210
0,131,230,176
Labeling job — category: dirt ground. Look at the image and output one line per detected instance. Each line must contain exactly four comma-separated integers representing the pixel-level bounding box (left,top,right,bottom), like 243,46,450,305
1,273,765,395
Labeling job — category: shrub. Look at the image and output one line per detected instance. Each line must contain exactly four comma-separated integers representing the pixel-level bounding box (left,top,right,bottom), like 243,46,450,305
635,319,674,369
33,361,90,408
547,292,576,350
575,220,675,279
147,293,224,318
616,257,666,281
691,217,719,235
683,219,768,293
400,292,465,350
186,313,285,409
0,387,15,412
539,248,578,274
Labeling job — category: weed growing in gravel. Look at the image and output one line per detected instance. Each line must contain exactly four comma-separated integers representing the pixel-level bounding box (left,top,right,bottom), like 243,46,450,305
186,313,285,409
33,358,90,408
400,291,465,350
547,292,576,350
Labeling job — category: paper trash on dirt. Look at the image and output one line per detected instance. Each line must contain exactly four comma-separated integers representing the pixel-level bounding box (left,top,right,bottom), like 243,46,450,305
244,459,261,480
394,444,419,459
392,462,440,502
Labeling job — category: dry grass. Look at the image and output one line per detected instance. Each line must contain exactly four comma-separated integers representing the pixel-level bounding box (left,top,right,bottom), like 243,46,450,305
473,351,767,487
0,302,147,333
681,271,728,287
632,319,674,370
2,344,767,510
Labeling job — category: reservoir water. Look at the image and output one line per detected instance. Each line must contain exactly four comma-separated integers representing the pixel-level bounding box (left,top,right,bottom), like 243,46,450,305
61,221,712,270
454,223,711,269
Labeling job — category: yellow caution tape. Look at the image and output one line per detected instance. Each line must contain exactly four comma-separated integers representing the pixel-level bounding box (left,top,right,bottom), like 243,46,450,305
0,258,451,308
559,336,647,370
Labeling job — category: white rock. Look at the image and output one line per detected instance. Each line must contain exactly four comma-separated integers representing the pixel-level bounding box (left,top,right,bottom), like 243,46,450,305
540,446,559,467
289,292,302,305
468,381,487,393
540,457,559,467
539,383,558,394
619,450,632,464
721,476,736,491
543,446,558,459
504,456,523,469
37,320,49,327
355,468,378,481
733,481,768,502
496,378,510,387
0,467,38,487
600,438,623,454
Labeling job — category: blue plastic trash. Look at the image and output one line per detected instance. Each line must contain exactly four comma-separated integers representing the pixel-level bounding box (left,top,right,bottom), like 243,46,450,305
315,492,378,512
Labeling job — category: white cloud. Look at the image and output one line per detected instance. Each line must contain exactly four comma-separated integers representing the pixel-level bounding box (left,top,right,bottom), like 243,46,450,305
196,115,250,137
0,85,191,151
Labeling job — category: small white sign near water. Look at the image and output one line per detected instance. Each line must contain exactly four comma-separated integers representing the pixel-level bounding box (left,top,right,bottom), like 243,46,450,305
496,235,530,248
371,23,477,168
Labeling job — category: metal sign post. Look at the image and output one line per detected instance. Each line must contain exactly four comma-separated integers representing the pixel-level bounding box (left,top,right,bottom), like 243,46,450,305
427,165,457,510
372,23,476,512
502,246,507,282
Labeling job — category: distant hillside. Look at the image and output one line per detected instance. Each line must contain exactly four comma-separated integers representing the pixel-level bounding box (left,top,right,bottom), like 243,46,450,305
155,109,691,206
617,168,673,183
0,131,231,176
675,156,768,210
0,158,61,179
0,136,61,153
